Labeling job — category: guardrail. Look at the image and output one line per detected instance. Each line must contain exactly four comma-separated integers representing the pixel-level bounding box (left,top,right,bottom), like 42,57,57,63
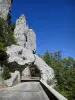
21,77,68,100
40,80,68,100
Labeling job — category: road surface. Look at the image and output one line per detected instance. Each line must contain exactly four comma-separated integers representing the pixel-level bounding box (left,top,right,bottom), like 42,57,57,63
0,82,50,100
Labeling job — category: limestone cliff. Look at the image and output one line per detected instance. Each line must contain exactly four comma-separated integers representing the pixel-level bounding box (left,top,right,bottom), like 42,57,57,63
0,0,55,85
0,0,12,20
7,14,55,84
7,0,12,7
14,14,36,53
0,0,55,87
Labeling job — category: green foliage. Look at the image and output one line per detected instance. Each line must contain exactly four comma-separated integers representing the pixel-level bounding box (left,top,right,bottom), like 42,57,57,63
54,51,62,61
62,57,74,68
0,18,7,45
42,51,75,100
7,26,16,46
43,51,52,65
2,66,11,80
0,17,16,48
0,18,16,80
0,42,6,52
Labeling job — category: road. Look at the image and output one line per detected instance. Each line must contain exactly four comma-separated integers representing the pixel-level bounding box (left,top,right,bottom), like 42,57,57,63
0,82,50,100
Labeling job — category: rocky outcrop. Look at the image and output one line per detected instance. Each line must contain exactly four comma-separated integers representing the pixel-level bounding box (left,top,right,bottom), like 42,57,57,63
6,14,55,84
7,45,35,65
14,14,36,53
7,0,12,7
26,29,36,53
14,15,28,47
4,71,20,87
34,55,54,83
7,45,55,84
22,66,31,77
0,0,12,20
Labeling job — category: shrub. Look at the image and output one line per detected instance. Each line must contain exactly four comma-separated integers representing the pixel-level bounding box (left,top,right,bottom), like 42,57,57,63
7,26,17,46
2,66,11,80
0,17,16,47
0,42,6,52
42,51,75,100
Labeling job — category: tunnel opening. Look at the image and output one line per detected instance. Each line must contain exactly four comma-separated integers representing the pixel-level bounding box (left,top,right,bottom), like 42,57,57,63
29,63,41,78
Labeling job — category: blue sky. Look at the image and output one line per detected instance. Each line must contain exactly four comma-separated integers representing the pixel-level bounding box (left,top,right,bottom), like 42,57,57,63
11,0,75,59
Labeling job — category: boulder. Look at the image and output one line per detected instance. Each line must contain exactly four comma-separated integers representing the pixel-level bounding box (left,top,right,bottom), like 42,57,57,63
4,71,20,87
6,14,55,85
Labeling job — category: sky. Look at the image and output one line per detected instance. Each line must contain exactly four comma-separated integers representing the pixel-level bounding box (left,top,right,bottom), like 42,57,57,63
11,0,75,59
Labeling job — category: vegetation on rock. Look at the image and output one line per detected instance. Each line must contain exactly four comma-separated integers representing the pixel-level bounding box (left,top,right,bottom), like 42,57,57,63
0,18,16,48
0,17,16,80
1,66,11,80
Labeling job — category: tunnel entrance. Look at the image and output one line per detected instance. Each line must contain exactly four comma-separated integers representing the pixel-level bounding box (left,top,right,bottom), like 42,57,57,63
21,64,41,82
29,64,41,78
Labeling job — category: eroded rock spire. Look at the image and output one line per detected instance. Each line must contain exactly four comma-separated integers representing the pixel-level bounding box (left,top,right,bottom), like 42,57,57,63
14,14,36,53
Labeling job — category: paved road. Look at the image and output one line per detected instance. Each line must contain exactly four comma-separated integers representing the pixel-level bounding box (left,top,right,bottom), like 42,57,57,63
0,82,50,100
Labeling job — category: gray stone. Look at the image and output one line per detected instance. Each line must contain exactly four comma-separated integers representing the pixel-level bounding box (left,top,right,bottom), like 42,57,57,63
34,55,55,84
22,66,31,77
26,29,36,53
7,45,35,65
7,14,54,85
0,0,11,20
14,14,29,47
14,14,36,52
4,71,20,87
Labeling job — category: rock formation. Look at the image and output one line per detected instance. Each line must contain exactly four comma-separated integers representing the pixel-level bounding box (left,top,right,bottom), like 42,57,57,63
0,0,55,85
6,14,55,84
34,55,54,83
4,71,20,87
0,0,12,20
14,14,36,53
22,66,31,77
7,45,35,65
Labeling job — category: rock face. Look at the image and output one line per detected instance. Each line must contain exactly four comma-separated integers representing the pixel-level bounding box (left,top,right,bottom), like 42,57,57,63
0,0,12,20
22,66,31,77
26,29,36,53
7,45,35,65
14,14,36,53
7,14,55,84
4,71,20,87
34,55,54,83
